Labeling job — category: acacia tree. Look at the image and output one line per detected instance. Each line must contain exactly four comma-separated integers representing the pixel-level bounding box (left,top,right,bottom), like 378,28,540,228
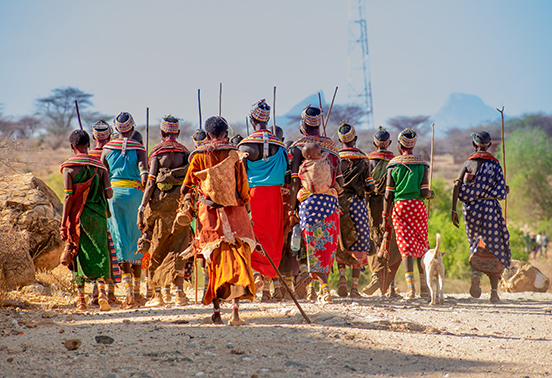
35,87,93,136
387,115,432,137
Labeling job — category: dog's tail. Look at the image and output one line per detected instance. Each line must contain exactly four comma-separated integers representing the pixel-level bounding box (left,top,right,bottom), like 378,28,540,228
432,233,441,259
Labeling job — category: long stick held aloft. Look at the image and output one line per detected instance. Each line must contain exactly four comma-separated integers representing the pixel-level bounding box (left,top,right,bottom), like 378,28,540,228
245,116,249,135
427,123,435,218
272,86,277,135
146,107,149,154
218,83,222,116
318,93,325,136
198,89,203,130
324,86,339,134
497,106,507,221
74,100,83,130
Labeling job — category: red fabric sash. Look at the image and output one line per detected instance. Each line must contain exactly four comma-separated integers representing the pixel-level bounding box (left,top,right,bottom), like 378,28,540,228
60,154,107,173
367,151,394,161
148,140,189,162
468,151,499,162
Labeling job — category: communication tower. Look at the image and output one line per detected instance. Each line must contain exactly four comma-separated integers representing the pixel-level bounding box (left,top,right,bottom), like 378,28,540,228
347,0,374,129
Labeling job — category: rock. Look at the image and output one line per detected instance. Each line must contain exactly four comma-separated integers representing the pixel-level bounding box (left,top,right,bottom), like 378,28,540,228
0,228,35,290
500,259,550,293
95,335,114,344
41,310,58,319
20,283,45,295
63,339,81,351
0,173,64,273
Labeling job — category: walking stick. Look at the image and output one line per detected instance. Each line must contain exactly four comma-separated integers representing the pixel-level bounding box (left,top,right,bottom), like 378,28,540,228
74,100,83,130
323,87,338,135
497,106,507,221
198,89,202,129
219,83,223,116
146,107,149,154
427,123,435,217
318,93,325,136
194,255,198,305
255,238,311,324
273,86,277,135
245,116,249,136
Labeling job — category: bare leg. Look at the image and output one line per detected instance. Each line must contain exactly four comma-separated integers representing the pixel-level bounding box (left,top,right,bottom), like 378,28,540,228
403,256,415,299
350,268,361,297
337,263,348,297
489,275,500,303
211,298,223,324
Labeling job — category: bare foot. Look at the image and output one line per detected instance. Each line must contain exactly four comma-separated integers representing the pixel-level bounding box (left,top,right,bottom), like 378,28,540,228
203,313,224,325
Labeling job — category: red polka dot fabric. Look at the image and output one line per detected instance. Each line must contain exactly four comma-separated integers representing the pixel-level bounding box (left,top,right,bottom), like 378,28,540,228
392,199,429,258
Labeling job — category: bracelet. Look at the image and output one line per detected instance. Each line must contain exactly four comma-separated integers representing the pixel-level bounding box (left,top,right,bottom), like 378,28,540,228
138,205,146,213
451,209,457,213
382,212,389,219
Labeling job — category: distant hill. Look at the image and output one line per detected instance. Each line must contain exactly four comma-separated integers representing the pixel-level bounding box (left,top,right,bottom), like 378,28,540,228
432,93,501,135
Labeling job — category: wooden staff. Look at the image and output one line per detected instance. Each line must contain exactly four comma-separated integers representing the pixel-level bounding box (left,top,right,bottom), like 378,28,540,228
74,100,83,130
427,123,435,217
146,107,149,154
198,89,202,129
318,93,325,136
193,255,198,305
255,238,311,324
497,106,507,221
245,116,249,135
272,86,277,135
219,83,222,116
324,86,339,135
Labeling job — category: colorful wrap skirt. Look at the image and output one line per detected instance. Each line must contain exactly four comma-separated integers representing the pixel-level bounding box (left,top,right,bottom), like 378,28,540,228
336,196,369,269
299,194,340,274
392,199,429,258
107,186,143,264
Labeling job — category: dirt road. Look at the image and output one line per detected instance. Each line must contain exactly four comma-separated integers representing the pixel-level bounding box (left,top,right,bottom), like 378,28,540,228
1,290,551,378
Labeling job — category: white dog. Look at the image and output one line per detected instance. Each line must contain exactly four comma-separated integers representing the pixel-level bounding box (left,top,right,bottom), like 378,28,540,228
422,233,447,305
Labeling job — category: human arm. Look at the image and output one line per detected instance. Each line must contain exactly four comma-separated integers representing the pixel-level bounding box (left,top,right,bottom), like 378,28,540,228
288,147,304,214
380,168,395,231
137,156,159,229
60,168,74,241
451,164,467,228
420,166,434,200
364,160,375,193
101,169,113,200
137,149,149,188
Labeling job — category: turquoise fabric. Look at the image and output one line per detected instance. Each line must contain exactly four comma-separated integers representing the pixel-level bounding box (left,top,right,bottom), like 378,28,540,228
246,147,288,187
107,187,143,264
105,149,141,182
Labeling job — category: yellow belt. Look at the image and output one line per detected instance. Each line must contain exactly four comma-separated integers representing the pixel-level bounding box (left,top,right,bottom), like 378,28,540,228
112,180,143,190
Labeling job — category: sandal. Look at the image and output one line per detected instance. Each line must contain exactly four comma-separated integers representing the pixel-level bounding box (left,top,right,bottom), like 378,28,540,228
490,289,501,303
337,276,348,298
228,319,248,326
362,275,380,296
98,296,111,312
306,285,317,302
295,272,312,299
122,295,137,309
470,273,482,298
261,293,275,303
320,291,332,304
76,298,87,311
405,290,416,300
349,288,361,298
272,286,284,302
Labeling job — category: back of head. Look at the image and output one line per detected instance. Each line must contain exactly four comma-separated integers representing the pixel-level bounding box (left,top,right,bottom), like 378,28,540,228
275,125,284,141
302,142,321,160
69,129,90,148
374,126,391,148
471,131,492,149
398,128,417,149
230,134,244,146
132,130,144,144
204,116,229,138
338,121,356,144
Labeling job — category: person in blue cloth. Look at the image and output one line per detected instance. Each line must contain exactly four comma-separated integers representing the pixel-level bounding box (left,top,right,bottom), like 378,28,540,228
452,131,510,303
238,99,289,302
101,112,148,308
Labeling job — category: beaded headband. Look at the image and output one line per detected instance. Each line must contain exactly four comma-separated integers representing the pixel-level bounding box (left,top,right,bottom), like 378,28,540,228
398,128,417,149
471,132,492,147
92,119,112,141
250,99,271,123
374,126,391,147
114,112,135,133
192,129,207,148
338,121,356,143
161,117,179,134
299,106,322,134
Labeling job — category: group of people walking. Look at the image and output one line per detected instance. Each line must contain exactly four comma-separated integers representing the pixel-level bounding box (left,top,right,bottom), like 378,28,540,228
59,99,512,324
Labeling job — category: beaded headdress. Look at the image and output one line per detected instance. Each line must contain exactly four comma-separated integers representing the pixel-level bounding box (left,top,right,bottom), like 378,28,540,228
398,128,417,149
338,121,356,143
250,99,271,123
92,119,112,141
373,126,391,148
114,112,135,133
160,116,179,134
299,105,322,134
192,129,207,148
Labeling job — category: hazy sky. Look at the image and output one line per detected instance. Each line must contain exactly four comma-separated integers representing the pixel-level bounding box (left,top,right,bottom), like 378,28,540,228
0,0,551,129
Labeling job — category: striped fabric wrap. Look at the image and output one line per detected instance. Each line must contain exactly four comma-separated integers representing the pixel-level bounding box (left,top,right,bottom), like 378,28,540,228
60,153,107,173
387,154,429,168
188,140,237,163
367,150,395,161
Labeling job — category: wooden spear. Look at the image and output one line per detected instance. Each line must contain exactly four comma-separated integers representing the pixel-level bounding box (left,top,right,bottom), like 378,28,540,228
146,107,149,154
318,93,325,136
427,123,435,217
194,255,198,305
272,86,277,135
497,106,507,221
219,83,222,116
323,86,339,135
198,89,202,129
245,116,249,135
74,100,83,130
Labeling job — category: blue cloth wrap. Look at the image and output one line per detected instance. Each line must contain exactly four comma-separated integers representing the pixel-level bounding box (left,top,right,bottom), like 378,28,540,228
246,147,288,188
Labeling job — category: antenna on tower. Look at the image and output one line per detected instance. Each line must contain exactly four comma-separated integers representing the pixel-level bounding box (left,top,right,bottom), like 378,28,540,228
347,0,374,130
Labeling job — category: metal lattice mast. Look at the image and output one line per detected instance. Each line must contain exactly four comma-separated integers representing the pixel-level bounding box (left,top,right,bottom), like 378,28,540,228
347,0,374,130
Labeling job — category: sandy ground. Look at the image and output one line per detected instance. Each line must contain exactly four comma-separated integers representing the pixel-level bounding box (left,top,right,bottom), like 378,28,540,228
1,285,551,378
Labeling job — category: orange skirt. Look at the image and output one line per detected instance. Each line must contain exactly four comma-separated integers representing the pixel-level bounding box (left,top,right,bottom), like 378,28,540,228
203,240,256,305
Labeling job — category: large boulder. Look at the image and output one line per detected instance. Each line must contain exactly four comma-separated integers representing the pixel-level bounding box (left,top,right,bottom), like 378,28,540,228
0,228,35,290
0,173,63,272
500,259,550,293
